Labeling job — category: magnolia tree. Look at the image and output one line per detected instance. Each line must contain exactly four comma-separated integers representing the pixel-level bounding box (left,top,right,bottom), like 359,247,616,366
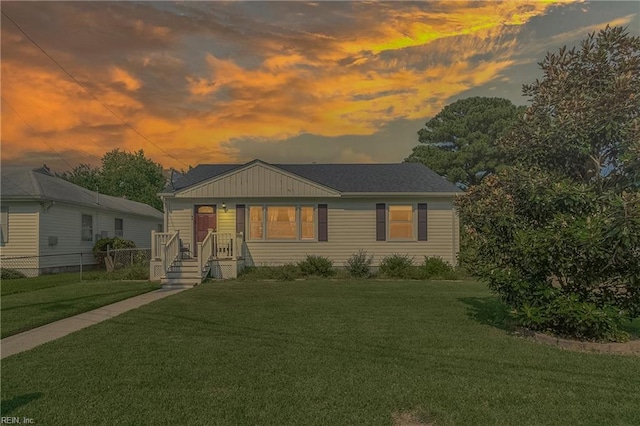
457,26,640,341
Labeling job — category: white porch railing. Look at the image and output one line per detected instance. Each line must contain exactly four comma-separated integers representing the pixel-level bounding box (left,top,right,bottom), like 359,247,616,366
198,229,215,278
198,231,244,279
151,231,175,260
161,231,180,272
153,230,244,279
198,232,244,262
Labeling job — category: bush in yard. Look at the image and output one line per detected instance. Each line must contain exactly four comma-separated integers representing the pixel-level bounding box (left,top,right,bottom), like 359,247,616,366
275,263,302,281
458,168,640,341
111,265,149,280
419,257,457,279
456,26,640,342
0,268,26,280
379,254,415,279
92,237,136,267
345,250,374,278
297,255,334,277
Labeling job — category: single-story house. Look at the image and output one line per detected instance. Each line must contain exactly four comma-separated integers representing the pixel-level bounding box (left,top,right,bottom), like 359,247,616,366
1,166,164,276
151,159,462,285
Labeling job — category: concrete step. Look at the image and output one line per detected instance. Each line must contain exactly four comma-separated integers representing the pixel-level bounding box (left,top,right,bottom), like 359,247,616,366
161,277,201,288
170,266,201,273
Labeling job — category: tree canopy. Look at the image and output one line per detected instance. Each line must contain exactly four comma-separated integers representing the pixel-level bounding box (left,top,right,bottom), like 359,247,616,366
405,96,524,188
59,149,165,211
501,25,640,190
456,26,640,342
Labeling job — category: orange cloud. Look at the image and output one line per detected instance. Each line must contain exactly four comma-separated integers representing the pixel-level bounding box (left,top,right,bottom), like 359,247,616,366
1,1,591,171
110,66,142,91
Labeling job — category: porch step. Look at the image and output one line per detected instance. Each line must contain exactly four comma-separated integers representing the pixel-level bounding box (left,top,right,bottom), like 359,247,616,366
161,259,205,288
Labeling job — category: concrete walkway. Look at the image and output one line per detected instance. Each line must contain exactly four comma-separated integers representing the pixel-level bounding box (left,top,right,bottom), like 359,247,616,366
1,287,187,359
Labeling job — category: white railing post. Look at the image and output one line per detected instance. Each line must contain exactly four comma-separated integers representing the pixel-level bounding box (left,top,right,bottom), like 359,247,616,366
232,235,237,260
151,230,157,259
197,242,203,272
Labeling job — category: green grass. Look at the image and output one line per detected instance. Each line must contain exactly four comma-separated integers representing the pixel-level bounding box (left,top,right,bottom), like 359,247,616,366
1,273,159,338
2,280,639,425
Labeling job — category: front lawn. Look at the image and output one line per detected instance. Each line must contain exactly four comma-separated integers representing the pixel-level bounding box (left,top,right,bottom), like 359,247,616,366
0,273,159,338
2,280,639,425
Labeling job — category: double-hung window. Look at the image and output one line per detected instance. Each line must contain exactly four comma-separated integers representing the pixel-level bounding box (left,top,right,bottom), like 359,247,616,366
81,214,93,242
249,206,264,240
248,205,316,241
115,218,124,237
377,203,427,241
389,205,414,240
267,206,297,240
301,206,314,240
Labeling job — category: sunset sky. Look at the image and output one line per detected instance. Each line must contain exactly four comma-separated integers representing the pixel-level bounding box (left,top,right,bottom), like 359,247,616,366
1,1,638,172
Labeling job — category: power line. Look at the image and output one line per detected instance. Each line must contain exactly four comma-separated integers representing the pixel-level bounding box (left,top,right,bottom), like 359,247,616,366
1,81,104,166
1,10,189,168
2,96,76,171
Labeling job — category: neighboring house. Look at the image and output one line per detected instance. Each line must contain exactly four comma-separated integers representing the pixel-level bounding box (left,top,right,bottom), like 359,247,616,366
151,159,462,285
0,166,164,276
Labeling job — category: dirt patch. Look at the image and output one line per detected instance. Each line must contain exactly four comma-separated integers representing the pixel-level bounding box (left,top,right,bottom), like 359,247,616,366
392,411,433,426
516,328,640,355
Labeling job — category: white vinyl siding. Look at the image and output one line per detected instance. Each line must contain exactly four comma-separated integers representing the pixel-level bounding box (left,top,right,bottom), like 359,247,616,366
38,203,162,270
0,202,39,258
167,199,195,252
165,197,459,266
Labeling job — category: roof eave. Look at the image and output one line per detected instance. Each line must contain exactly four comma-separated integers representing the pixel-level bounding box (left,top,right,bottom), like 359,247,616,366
340,191,463,197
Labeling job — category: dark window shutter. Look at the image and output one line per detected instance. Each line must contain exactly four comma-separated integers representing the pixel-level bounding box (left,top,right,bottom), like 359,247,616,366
236,204,245,235
376,203,386,241
318,204,328,241
418,203,428,241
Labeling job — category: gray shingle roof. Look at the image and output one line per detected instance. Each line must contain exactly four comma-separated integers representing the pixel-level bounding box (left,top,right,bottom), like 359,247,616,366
1,166,163,219
169,160,461,193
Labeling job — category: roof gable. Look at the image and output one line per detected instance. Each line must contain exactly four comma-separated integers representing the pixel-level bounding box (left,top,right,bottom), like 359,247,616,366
174,160,341,198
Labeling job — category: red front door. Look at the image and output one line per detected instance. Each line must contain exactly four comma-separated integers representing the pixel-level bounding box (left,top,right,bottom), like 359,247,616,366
194,205,217,256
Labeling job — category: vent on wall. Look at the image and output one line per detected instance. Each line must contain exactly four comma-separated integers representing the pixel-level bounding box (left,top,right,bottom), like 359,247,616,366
48,236,58,246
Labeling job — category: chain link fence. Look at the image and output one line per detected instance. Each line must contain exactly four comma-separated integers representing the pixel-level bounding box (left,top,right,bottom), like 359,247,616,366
0,248,151,278
95,248,151,272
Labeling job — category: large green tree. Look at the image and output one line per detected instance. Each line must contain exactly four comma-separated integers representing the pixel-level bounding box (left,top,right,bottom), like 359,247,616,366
501,25,640,191
457,26,640,342
60,149,165,211
405,96,524,188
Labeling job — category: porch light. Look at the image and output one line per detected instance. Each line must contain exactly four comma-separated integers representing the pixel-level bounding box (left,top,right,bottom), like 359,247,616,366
222,201,227,212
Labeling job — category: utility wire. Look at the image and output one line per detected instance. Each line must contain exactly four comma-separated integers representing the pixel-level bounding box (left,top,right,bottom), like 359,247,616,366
2,96,76,171
1,80,103,166
1,10,189,168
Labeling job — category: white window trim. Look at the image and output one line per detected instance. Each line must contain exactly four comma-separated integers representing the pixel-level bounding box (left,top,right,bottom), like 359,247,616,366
247,204,317,242
388,204,416,241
